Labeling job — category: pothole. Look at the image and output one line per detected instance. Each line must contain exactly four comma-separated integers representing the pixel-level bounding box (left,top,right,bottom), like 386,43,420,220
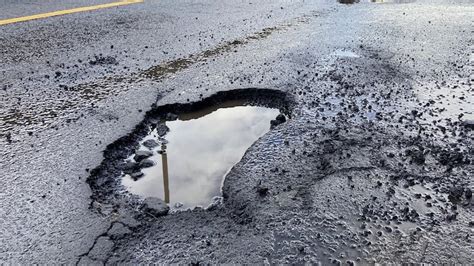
87,88,293,212
122,101,283,210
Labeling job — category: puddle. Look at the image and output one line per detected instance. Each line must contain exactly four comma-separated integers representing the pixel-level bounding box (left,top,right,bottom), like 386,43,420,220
86,88,292,212
121,100,283,209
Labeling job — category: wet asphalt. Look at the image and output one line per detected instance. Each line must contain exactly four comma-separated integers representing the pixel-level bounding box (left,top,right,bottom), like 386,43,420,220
1,0,473,264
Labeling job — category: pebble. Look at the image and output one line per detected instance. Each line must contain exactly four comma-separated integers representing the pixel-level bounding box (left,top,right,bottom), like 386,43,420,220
166,113,179,121
143,139,159,149
108,223,132,239
465,188,472,199
139,159,155,168
156,124,170,136
134,150,153,162
461,119,474,130
270,113,287,128
141,197,170,216
130,171,144,180
122,161,139,174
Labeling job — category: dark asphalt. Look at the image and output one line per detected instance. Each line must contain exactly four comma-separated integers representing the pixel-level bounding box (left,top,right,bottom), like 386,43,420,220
1,0,473,264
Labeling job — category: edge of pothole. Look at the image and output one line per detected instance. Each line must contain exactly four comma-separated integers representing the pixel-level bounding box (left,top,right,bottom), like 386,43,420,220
86,87,295,214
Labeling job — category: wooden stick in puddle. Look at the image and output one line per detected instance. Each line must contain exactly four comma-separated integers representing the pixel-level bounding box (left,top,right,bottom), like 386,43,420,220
161,143,170,204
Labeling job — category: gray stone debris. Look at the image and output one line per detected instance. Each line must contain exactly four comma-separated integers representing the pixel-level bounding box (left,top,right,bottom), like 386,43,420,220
139,159,155,168
166,113,179,121
156,123,170,137
141,197,170,217
142,139,159,149
134,150,153,162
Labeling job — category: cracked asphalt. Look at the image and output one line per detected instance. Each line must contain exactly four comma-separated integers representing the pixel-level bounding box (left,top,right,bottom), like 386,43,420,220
1,0,473,264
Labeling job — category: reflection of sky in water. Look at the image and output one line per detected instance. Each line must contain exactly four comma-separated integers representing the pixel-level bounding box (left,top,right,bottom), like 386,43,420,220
122,105,279,209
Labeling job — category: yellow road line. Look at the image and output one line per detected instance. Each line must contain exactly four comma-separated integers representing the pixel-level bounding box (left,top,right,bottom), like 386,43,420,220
0,0,143,26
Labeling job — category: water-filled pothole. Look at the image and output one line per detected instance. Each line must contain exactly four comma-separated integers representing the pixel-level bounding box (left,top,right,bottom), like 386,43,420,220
87,88,292,212
122,100,283,209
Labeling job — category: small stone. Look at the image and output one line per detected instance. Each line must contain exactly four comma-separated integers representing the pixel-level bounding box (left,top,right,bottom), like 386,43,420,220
130,171,144,180
406,148,425,165
465,188,472,199
446,213,457,222
108,223,131,239
166,113,179,121
119,214,140,228
139,159,155,168
298,246,305,253
270,114,287,129
121,161,138,174
275,113,286,123
206,196,222,211
448,186,464,203
89,55,118,66
270,119,279,128
156,123,170,136
143,139,159,149
134,150,153,162
461,120,474,130
141,197,169,216
257,186,269,196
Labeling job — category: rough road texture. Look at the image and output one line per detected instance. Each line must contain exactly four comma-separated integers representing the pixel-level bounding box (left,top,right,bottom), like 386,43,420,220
1,0,472,264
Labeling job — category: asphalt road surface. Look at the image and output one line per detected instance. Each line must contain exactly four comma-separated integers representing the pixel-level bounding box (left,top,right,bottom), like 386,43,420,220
1,0,473,264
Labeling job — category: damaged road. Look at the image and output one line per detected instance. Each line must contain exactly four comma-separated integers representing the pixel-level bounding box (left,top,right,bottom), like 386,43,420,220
1,0,473,264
